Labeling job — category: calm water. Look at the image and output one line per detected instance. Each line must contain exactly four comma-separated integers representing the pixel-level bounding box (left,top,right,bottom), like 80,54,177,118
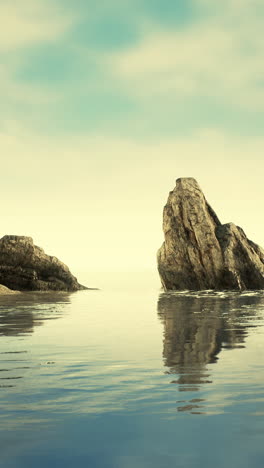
0,272,264,468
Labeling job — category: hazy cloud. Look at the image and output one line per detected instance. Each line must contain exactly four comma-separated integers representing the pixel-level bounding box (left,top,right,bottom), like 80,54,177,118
107,2,264,109
0,0,74,51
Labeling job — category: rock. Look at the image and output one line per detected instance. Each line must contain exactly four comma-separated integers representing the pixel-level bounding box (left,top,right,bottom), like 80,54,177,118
0,284,20,295
157,178,264,290
0,235,87,292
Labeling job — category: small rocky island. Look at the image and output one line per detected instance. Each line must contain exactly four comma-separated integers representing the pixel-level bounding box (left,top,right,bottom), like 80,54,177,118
0,235,87,292
157,178,264,291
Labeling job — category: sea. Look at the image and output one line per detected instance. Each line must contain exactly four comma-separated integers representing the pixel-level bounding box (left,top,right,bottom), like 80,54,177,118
0,271,264,468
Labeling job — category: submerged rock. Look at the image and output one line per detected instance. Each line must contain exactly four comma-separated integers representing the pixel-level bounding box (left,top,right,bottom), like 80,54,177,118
157,178,264,290
0,235,87,292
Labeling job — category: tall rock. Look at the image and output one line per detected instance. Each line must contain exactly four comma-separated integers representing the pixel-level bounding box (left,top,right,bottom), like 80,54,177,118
157,178,264,290
0,235,87,292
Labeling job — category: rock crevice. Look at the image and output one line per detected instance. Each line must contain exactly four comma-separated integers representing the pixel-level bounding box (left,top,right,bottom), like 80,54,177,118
157,178,264,290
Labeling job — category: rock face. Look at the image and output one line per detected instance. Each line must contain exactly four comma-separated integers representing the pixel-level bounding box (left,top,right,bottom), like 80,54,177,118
0,235,86,292
157,178,264,290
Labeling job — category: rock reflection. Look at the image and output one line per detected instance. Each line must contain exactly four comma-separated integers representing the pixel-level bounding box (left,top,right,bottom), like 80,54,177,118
0,292,71,388
157,291,264,393
0,292,71,337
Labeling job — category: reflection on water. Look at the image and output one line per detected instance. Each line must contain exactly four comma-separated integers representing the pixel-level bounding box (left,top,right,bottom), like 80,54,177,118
0,279,264,468
158,291,264,412
0,292,71,337
0,292,71,389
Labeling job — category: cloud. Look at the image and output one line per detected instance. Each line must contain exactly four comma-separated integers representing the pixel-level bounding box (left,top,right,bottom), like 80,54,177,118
1,0,264,137
0,0,74,51
0,0,78,122
107,1,264,109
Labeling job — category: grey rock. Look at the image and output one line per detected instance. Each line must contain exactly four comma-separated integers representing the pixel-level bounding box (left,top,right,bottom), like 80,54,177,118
157,178,264,290
0,235,87,292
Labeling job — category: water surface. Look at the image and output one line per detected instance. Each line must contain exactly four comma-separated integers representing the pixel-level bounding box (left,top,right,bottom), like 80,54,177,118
0,273,264,467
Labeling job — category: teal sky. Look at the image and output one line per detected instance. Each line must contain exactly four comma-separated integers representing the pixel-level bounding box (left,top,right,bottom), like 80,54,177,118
1,0,264,275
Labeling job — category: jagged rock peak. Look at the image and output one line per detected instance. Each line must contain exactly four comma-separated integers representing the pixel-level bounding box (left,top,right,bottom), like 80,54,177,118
0,235,87,292
157,178,264,291
1,235,34,243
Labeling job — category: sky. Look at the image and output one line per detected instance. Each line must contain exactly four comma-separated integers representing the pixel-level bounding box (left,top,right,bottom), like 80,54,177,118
1,0,264,275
